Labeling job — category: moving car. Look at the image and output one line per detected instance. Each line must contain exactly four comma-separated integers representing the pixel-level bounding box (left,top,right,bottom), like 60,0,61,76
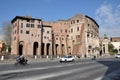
60,55,75,62
115,54,120,58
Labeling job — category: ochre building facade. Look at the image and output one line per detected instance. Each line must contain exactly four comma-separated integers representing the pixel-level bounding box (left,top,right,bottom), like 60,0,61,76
11,14,99,58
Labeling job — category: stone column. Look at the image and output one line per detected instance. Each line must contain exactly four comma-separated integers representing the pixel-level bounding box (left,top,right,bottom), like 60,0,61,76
37,45,40,56
37,44,41,58
105,44,108,54
24,43,27,56
44,44,47,57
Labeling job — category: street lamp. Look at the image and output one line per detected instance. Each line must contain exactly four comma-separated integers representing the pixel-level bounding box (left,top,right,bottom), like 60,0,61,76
51,31,54,60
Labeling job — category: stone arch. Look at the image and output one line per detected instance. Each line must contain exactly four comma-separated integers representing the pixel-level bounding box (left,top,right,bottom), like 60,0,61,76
46,43,50,55
33,42,39,56
61,44,65,55
55,44,59,55
19,41,24,55
41,43,44,56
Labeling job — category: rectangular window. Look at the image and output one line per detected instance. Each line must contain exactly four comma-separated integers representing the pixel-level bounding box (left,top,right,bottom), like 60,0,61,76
31,34,33,36
38,25,41,28
27,19,30,22
56,38,58,40
31,24,34,28
60,29,62,33
73,20,75,24
65,29,67,33
31,20,34,23
26,24,30,27
26,30,30,34
20,30,23,33
21,23,23,28
77,27,79,31
14,37,16,40
42,29,45,32
47,31,49,34
88,24,90,26
38,20,41,23
44,36,46,39
71,28,73,33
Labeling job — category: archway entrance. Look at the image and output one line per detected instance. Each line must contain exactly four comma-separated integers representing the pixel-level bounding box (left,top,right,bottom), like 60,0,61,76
33,42,38,56
61,44,64,55
41,43,44,56
55,44,58,55
19,41,24,55
46,43,50,55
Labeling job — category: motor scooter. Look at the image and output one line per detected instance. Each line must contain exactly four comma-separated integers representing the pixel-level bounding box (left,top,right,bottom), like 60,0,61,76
15,57,28,66
92,56,96,60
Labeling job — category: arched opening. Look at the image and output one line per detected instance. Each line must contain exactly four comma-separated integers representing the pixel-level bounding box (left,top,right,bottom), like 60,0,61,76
103,45,105,53
68,46,71,54
19,41,24,55
61,44,64,55
33,42,38,56
55,44,58,55
46,43,50,55
41,43,44,56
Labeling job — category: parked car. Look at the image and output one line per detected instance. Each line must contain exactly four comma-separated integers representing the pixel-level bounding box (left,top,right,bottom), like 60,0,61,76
60,55,75,62
115,54,120,58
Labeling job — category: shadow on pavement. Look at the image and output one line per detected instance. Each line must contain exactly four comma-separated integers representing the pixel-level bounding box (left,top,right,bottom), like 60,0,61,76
97,59,120,80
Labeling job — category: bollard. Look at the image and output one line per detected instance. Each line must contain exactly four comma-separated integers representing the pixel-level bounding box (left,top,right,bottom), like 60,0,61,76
1,56,4,61
47,56,49,59
35,55,37,60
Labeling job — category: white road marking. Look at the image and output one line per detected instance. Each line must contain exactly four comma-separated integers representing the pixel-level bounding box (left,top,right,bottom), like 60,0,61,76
7,64,104,80
0,61,95,75
94,76,103,80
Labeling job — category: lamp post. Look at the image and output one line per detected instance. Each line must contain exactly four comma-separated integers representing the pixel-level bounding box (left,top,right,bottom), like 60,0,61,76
51,31,54,60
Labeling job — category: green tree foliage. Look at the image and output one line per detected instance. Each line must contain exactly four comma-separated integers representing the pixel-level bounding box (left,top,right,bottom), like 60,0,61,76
2,21,12,53
108,43,118,55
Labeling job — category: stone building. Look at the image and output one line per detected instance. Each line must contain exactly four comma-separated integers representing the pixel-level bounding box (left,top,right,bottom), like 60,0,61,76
43,20,69,57
11,14,99,58
68,14,99,57
100,34,110,56
11,16,53,58
44,14,99,57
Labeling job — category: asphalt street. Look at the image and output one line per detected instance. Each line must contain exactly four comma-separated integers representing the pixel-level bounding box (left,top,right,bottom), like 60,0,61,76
0,57,120,80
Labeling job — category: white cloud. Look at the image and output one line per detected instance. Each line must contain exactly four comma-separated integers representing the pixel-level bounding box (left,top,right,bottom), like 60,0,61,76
95,3,120,37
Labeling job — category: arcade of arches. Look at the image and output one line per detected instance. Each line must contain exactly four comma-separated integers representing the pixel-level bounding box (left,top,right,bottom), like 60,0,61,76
18,41,53,58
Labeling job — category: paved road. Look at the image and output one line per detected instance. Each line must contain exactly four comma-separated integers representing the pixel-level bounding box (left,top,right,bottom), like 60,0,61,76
0,57,120,80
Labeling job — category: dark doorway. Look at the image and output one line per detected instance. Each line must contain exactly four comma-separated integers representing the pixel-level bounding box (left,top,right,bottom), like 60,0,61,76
62,44,64,55
41,43,44,55
19,41,24,55
33,42,38,55
46,43,50,55
55,44,58,55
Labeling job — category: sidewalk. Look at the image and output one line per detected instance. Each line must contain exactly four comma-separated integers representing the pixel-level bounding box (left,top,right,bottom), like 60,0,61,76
0,55,113,64
1,56,120,80
0,58,59,64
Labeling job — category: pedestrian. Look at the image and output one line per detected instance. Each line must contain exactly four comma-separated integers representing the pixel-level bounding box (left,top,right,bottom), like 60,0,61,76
84,54,86,58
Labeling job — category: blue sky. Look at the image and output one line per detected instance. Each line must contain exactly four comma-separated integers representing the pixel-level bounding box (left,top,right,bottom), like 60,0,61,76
0,0,120,39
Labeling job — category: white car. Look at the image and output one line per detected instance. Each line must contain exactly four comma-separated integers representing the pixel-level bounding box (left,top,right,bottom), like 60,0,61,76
115,54,120,58
60,55,75,62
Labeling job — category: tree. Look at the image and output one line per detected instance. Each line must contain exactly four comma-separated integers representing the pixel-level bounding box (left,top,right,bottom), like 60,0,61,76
2,21,12,53
108,43,118,55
